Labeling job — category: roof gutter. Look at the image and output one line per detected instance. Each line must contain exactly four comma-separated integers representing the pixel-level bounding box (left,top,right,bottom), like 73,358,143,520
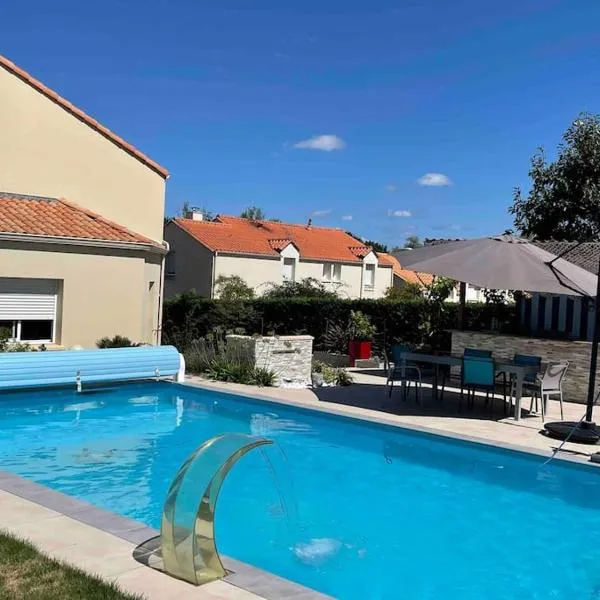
0,232,168,255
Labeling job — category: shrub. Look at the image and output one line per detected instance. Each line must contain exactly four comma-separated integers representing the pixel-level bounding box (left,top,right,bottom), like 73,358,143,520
263,277,338,298
96,335,137,348
214,275,255,301
163,294,520,356
348,310,376,341
251,367,277,387
312,361,353,386
0,327,36,353
384,283,423,300
183,330,276,386
334,369,353,386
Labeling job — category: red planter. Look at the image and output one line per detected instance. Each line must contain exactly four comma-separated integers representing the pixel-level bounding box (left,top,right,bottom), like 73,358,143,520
348,340,372,366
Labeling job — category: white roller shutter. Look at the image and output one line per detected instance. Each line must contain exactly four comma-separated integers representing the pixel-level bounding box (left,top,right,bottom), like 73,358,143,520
0,278,57,320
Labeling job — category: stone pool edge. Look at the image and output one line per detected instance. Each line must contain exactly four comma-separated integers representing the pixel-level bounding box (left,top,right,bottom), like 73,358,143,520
0,469,331,600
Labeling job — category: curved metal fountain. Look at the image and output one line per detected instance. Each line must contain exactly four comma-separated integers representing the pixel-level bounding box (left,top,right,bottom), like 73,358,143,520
160,433,273,585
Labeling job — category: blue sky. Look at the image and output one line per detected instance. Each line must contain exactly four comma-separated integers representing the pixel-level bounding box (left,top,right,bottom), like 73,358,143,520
4,0,600,246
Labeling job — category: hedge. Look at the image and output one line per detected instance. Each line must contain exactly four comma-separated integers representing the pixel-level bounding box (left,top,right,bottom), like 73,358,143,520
162,293,520,354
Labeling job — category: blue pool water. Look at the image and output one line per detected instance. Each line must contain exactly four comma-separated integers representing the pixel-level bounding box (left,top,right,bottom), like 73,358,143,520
1,382,600,599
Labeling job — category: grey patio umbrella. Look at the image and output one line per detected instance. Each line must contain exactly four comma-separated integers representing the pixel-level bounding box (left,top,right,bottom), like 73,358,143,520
395,235,597,296
394,235,600,443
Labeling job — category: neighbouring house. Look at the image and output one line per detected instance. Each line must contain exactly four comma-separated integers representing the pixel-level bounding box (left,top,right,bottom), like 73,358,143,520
447,282,489,303
0,55,169,348
379,253,434,291
164,211,394,299
521,241,600,341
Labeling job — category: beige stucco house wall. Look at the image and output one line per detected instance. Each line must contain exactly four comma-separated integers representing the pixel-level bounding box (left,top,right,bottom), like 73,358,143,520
164,221,214,298
0,55,169,348
0,241,162,348
0,58,166,242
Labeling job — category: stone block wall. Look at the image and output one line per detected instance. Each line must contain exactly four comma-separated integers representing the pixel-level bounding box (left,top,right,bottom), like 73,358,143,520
226,335,313,387
451,330,599,404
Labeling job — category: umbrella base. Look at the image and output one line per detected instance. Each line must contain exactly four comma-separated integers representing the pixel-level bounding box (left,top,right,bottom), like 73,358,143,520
544,420,600,445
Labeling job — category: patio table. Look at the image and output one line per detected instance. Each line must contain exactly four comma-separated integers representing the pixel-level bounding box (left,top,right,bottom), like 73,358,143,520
398,352,541,421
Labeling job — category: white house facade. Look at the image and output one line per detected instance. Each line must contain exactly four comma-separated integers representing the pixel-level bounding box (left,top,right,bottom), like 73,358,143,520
164,213,393,299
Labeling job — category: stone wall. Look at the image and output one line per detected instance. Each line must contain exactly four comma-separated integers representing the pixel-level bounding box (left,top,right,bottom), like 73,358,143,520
226,334,313,387
451,330,599,404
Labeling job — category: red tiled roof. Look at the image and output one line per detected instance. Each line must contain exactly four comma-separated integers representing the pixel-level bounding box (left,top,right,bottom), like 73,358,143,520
173,215,392,264
379,253,434,286
268,238,293,251
0,55,168,179
0,192,161,248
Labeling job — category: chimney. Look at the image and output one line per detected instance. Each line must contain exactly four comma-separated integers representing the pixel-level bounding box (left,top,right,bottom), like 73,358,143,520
187,207,203,221
307,218,312,229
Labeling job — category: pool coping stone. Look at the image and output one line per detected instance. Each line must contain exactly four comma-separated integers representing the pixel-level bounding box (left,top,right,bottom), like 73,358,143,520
0,469,331,600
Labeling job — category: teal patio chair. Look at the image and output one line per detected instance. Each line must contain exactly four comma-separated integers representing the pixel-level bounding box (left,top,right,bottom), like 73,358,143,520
461,356,496,414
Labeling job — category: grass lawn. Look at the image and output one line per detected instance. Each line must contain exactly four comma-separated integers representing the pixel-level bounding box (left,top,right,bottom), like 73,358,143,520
0,532,143,600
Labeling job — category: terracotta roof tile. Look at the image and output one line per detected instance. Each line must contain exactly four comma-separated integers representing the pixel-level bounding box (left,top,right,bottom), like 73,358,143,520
268,238,293,251
173,215,390,264
380,253,433,286
0,192,161,248
0,54,168,178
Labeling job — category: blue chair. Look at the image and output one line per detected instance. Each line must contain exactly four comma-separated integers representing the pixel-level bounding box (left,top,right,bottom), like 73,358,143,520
461,356,496,413
464,348,512,411
464,347,492,359
438,348,491,404
387,344,422,402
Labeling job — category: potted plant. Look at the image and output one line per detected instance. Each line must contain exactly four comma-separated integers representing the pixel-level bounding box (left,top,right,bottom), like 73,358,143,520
348,310,376,366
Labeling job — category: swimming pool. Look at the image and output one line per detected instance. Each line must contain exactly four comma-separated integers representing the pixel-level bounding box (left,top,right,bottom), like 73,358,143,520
1,381,600,599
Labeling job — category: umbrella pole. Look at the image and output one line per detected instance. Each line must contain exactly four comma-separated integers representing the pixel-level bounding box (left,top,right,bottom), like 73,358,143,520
458,282,466,329
584,254,600,422
544,254,600,445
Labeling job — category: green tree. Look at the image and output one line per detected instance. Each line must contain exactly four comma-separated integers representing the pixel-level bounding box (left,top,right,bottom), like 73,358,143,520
364,240,388,253
345,231,388,252
384,283,423,300
510,113,600,241
403,235,423,249
240,206,265,220
214,275,255,301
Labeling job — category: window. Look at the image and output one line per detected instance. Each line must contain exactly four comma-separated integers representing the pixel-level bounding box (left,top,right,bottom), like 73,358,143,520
282,257,296,281
0,319,53,342
0,278,57,343
20,320,53,342
322,263,342,282
364,264,375,288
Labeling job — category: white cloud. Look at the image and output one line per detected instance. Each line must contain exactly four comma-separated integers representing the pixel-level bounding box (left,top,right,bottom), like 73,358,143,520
417,172,453,187
341,215,353,221
385,184,398,193
388,209,412,217
293,134,346,152
311,209,332,217
449,224,462,230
